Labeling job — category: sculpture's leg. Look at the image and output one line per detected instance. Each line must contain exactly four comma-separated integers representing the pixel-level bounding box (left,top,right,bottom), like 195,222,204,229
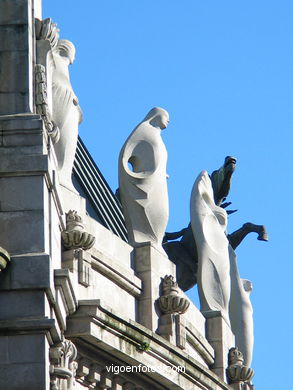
228,223,268,250
228,247,254,366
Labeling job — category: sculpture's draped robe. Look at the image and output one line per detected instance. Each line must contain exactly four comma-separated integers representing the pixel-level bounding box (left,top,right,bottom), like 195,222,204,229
190,171,231,324
51,43,82,190
190,171,254,366
119,121,169,252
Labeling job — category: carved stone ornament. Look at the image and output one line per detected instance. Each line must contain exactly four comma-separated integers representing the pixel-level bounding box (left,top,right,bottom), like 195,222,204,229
35,64,60,143
61,210,95,251
158,275,190,314
0,246,10,272
50,339,78,390
36,17,59,48
118,107,170,252
227,347,254,384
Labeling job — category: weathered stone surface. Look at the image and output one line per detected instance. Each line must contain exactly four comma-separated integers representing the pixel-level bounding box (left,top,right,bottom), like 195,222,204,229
0,362,47,390
0,210,46,254
0,290,49,320
0,254,51,290
134,243,176,331
0,0,30,25
0,0,34,115
204,311,235,381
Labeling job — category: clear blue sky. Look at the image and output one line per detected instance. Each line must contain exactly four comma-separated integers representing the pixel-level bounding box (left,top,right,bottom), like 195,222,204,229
44,1,292,388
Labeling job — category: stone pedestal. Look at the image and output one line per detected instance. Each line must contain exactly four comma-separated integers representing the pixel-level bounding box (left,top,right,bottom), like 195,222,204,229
134,243,176,331
203,310,235,381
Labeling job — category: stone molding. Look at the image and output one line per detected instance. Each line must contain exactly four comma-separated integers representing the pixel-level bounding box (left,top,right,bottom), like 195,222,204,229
185,319,215,365
90,248,142,297
54,269,78,316
66,299,230,390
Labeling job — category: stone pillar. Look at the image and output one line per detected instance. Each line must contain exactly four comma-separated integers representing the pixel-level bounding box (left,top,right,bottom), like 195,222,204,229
0,0,41,115
0,3,63,390
203,311,235,382
134,243,176,332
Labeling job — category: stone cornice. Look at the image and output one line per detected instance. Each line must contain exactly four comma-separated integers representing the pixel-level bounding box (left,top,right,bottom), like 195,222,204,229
66,299,231,390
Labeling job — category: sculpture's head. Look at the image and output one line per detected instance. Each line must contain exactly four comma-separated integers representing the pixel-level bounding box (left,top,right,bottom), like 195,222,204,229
242,279,253,293
56,39,76,64
144,107,169,130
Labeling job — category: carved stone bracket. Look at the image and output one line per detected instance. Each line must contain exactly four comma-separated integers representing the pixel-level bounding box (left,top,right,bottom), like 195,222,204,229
35,64,60,143
157,275,189,341
61,210,95,251
50,339,78,390
0,246,10,272
227,347,254,385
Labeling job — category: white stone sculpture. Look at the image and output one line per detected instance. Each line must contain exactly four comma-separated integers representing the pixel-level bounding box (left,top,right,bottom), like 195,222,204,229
190,171,254,366
51,39,82,190
229,247,254,366
190,171,231,324
118,107,169,252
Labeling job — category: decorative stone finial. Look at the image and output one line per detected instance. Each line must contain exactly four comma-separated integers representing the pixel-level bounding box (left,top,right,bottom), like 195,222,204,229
227,347,254,384
158,275,190,314
61,210,95,251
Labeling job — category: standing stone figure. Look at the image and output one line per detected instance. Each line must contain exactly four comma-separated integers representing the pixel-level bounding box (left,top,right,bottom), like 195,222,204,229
118,107,170,252
51,39,82,190
190,170,231,324
190,170,254,366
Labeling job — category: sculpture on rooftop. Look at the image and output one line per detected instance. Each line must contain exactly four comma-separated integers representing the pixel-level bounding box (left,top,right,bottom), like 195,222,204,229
51,39,82,190
118,107,170,253
36,19,82,191
164,156,268,291
190,170,231,323
164,156,268,366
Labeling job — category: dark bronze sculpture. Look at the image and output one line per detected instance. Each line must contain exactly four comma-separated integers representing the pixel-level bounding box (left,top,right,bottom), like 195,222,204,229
163,156,268,291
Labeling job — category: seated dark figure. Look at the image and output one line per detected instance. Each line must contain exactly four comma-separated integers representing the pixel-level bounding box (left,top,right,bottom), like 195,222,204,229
163,156,268,291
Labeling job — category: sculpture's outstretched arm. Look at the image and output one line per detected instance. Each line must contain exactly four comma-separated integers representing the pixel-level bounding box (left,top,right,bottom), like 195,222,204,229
163,227,188,242
228,223,268,250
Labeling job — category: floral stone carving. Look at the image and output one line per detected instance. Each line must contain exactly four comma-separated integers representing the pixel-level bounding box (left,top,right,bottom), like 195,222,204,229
227,347,254,384
158,275,190,314
61,210,95,251
50,339,78,390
